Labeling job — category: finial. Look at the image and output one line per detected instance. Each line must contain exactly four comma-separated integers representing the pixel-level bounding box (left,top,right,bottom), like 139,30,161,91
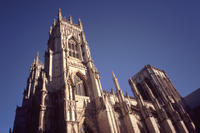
78,18,83,30
69,15,73,24
58,8,62,21
49,26,52,35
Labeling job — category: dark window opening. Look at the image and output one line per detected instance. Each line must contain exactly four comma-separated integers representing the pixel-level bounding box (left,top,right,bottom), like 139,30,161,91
136,83,150,101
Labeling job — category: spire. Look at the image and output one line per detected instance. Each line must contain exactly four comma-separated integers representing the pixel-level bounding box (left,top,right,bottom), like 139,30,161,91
58,8,62,22
78,18,83,30
69,15,73,24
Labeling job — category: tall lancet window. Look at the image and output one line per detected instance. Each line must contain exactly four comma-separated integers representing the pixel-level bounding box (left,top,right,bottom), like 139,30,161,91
74,74,87,96
68,38,80,59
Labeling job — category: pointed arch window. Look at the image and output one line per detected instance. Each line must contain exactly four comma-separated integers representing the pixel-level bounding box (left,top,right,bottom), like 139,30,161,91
68,39,80,59
74,74,87,96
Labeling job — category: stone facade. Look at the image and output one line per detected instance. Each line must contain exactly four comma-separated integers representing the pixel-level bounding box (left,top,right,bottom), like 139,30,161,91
11,9,196,133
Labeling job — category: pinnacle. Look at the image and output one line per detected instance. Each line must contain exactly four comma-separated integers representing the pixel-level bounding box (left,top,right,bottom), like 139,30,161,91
36,51,39,57
34,51,39,65
59,8,61,13
58,8,62,21
112,71,116,79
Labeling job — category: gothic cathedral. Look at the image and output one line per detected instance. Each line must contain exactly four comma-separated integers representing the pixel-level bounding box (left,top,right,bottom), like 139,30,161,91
11,9,196,133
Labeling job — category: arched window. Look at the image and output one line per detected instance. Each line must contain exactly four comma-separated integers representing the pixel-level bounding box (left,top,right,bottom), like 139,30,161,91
74,74,87,96
68,38,80,59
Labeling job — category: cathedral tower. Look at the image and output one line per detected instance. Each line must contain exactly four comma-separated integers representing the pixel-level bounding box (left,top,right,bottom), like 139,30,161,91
13,9,104,133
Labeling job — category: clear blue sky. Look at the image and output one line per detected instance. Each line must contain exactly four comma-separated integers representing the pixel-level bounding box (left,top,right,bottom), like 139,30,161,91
0,0,200,132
